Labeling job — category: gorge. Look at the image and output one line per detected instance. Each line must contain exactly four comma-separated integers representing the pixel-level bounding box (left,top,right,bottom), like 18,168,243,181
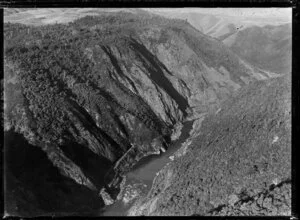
3,8,291,217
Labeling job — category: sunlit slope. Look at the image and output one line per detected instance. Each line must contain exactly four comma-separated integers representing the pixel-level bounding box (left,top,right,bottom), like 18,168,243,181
129,75,291,216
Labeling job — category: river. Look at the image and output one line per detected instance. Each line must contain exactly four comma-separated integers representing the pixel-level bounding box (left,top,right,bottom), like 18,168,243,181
100,120,194,216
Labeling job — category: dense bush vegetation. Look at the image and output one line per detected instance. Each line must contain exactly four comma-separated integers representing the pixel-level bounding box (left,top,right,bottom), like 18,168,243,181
130,75,291,216
5,14,189,211
5,14,174,148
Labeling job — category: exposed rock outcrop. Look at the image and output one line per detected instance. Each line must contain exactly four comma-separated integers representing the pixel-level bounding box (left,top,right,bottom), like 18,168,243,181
99,188,114,206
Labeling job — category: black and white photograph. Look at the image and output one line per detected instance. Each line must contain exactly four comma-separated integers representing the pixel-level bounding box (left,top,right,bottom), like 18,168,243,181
3,7,292,217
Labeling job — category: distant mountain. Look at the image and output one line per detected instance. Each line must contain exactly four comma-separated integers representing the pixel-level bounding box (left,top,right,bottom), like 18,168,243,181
129,74,291,216
3,8,152,25
4,11,273,216
228,24,291,74
148,12,244,39
4,8,292,74
149,10,291,74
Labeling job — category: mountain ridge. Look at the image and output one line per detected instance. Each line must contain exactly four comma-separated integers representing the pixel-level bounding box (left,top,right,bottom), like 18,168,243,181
148,10,291,74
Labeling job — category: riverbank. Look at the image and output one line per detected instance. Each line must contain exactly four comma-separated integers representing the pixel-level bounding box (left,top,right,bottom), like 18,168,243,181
101,116,206,216
127,115,206,216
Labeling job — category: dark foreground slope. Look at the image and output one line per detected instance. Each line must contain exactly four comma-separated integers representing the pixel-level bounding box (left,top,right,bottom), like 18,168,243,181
4,131,103,217
129,75,291,216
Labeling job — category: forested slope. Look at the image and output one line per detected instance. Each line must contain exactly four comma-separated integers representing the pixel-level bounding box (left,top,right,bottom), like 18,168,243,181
129,75,291,216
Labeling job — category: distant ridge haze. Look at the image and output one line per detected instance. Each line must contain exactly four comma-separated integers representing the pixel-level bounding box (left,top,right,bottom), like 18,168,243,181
4,8,291,26
145,8,291,24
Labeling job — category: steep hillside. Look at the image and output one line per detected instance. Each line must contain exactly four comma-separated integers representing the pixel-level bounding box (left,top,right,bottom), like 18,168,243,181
153,12,243,40
4,12,273,216
151,10,291,74
228,24,292,74
4,131,103,217
150,10,290,39
129,75,291,216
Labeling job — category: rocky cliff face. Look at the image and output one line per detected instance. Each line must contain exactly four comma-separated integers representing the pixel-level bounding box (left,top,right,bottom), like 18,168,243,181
128,75,291,216
4,12,274,215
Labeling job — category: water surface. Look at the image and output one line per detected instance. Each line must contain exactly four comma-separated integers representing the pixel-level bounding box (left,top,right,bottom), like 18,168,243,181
101,121,194,216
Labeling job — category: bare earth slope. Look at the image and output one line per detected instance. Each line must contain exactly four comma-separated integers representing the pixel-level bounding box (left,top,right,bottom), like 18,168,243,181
129,75,291,216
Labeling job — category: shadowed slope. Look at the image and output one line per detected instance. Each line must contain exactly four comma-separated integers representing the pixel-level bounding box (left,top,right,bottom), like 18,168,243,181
129,38,189,116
